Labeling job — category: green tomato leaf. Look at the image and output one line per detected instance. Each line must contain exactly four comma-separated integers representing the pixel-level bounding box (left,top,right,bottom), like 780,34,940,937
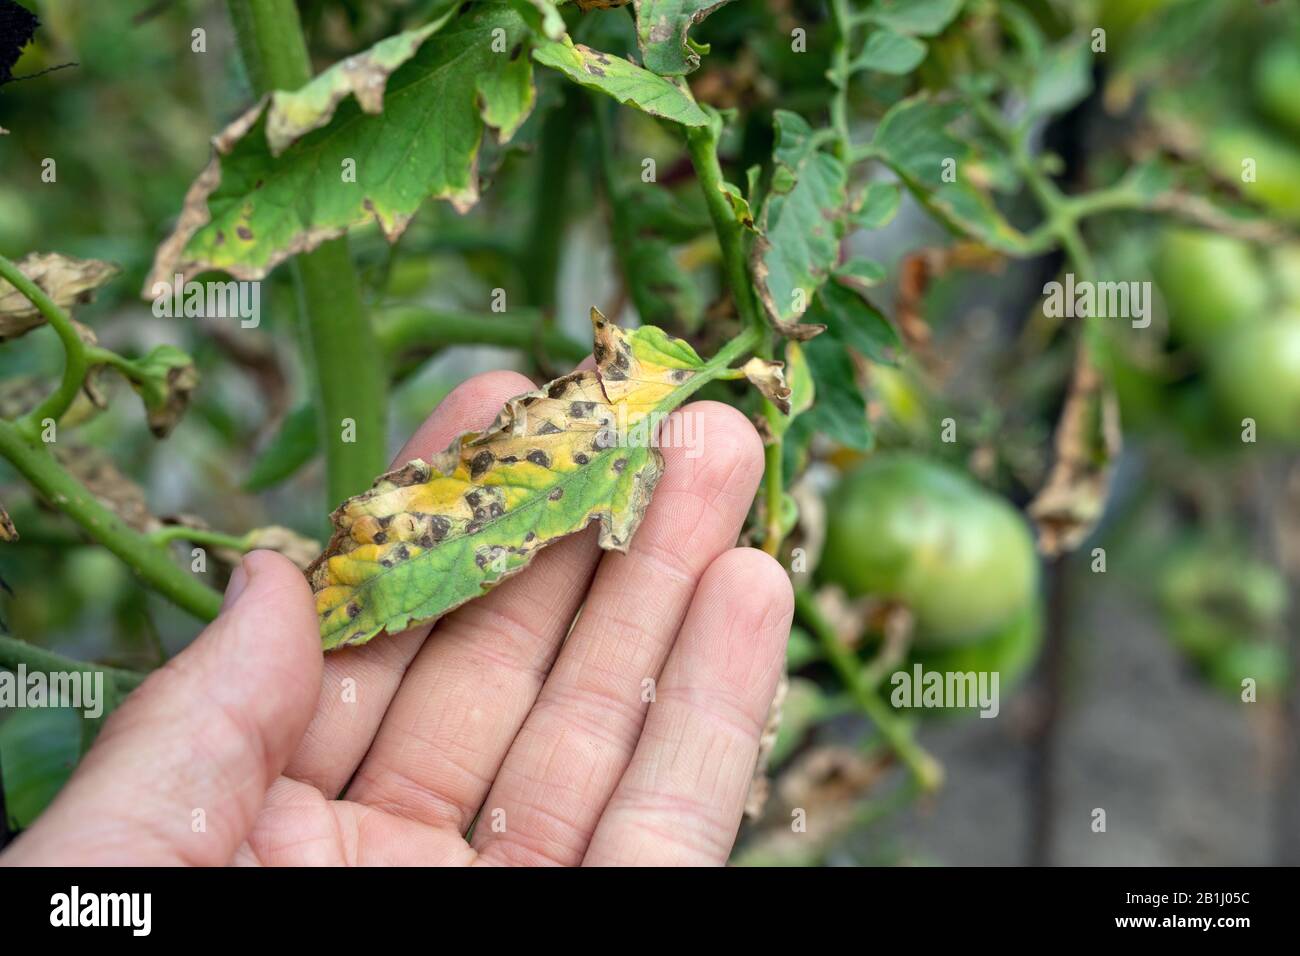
243,403,319,492
834,256,887,290
752,111,849,339
508,0,567,40
854,29,927,75
864,0,964,37
872,95,1034,253
1025,38,1093,122
309,310,710,650
801,331,872,450
147,3,536,285
632,0,734,75
813,281,900,365
854,181,902,230
0,707,81,830
532,38,708,125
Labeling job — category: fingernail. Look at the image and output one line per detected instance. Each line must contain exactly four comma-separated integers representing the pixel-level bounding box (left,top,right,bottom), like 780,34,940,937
221,560,250,613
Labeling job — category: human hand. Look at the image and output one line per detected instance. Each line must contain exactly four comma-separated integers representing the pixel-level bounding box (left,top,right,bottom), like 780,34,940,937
1,370,793,866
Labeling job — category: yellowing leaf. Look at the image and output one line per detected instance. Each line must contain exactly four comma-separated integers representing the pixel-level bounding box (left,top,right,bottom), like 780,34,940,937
309,309,708,650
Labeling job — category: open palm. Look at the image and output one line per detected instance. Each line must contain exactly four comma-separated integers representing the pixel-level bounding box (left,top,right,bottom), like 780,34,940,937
2,370,792,867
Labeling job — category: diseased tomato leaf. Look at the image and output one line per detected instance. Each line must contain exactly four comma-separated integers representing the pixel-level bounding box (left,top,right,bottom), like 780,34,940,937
308,310,707,650
148,2,536,286
532,37,707,126
751,111,849,340
631,0,734,76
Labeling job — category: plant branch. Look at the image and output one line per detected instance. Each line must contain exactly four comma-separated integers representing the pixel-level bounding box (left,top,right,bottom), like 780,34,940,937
0,635,146,693
0,419,222,621
377,305,589,367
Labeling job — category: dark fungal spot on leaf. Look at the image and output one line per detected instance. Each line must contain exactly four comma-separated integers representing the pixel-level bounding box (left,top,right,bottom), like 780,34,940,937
215,231,225,245
595,428,617,449
574,452,589,465
347,602,361,619
570,400,596,418
470,450,494,480
526,449,550,467
672,369,691,382
593,342,610,364
236,226,254,241
373,531,388,545
524,531,536,543
613,458,628,473
428,514,451,541
538,420,562,435
499,455,518,464
393,544,411,562
549,487,564,501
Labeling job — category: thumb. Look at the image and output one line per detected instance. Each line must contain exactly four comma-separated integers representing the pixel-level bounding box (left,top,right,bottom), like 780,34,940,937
3,550,323,866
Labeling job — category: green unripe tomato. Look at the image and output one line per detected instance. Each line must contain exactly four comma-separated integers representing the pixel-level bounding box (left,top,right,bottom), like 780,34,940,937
1254,39,1300,138
1208,309,1300,443
1205,126,1300,219
819,454,1039,649
1154,229,1270,348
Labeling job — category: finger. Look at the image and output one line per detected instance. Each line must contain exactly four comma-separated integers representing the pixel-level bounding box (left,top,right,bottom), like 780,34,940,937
582,548,792,867
472,402,765,865
285,370,537,797
4,551,322,865
342,525,602,829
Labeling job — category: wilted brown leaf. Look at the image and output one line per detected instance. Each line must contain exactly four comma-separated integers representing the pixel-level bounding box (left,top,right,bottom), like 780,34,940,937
0,253,119,341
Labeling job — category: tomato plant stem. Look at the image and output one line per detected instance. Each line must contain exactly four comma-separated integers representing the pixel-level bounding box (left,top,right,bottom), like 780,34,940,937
226,0,388,507
795,589,944,792
0,418,222,622
0,254,90,440
0,635,146,693
685,115,790,556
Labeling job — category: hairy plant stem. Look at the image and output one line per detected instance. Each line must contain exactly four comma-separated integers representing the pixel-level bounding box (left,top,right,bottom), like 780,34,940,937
149,526,252,552
226,0,388,507
795,589,943,792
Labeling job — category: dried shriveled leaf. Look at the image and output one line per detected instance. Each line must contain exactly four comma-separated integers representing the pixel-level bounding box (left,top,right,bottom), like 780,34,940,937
0,502,17,542
632,0,733,76
532,38,707,126
752,111,847,340
147,3,535,286
0,253,119,341
1028,348,1122,556
309,309,708,650
55,447,160,534
245,526,321,571
741,356,792,415
111,345,199,438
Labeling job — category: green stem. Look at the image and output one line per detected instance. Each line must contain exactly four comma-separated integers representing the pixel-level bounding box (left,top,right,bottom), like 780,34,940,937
294,241,388,504
685,122,765,335
149,526,252,551
226,0,388,507
0,254,89,439
685,116,789,554
377,307,589,367
795,588,944,792
828,0,855,159
0,419,222,621
0,635,146,693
